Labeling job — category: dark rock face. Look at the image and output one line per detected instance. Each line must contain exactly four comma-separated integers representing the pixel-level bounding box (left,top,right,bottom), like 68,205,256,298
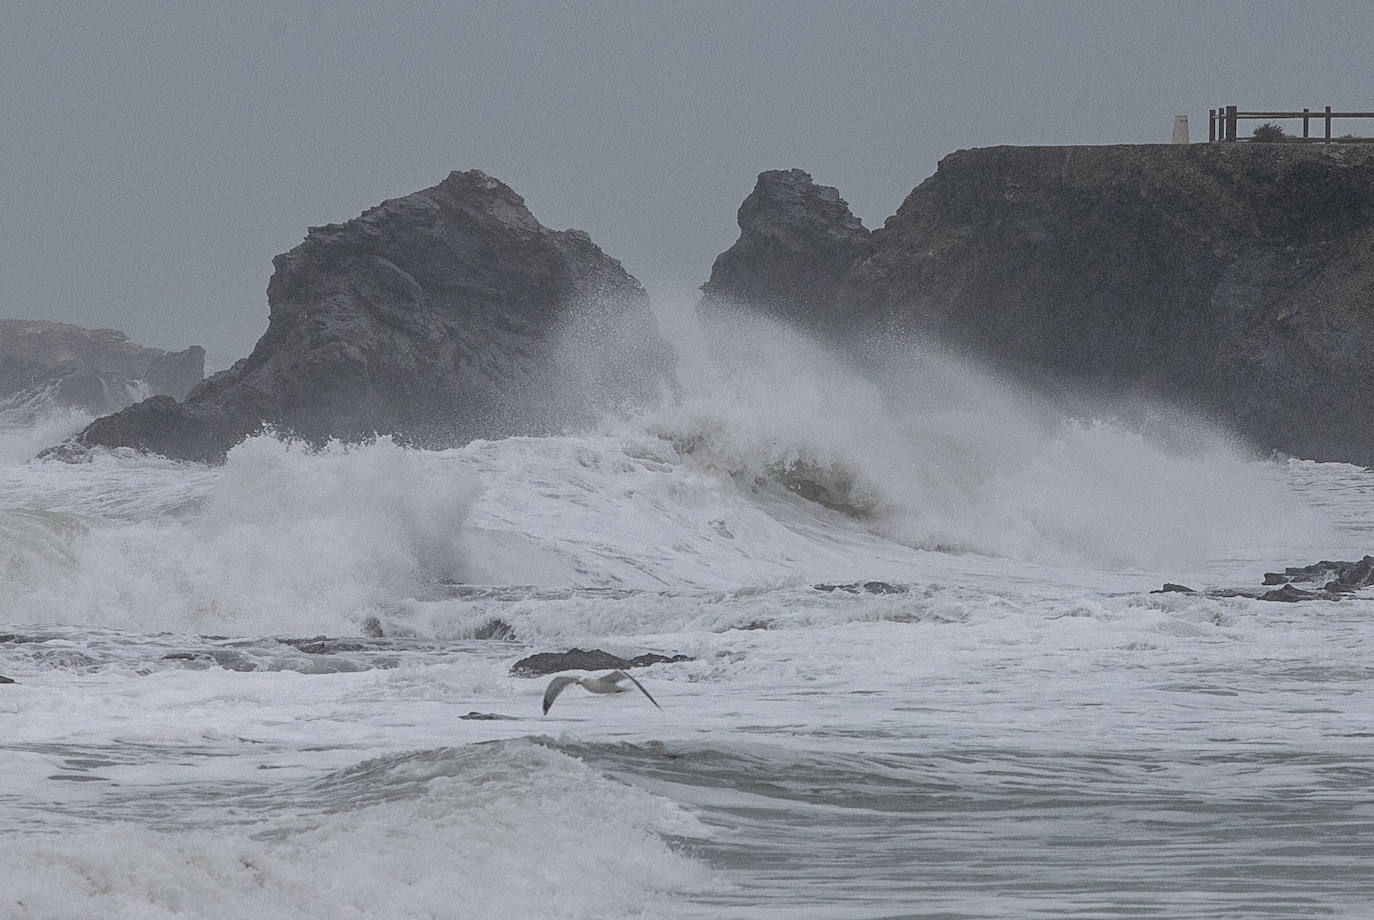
510,648,692,677
0,319,204,416
701,169,872,334
1262,555,1374,595
707,146,1374,465
1155,554,1374,602
68,170,669,462
1258,584,1322,603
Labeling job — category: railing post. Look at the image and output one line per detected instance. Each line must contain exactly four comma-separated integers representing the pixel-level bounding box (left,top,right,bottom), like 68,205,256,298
1226,105,1238,141
1325,105,1332,139
1303,107,1310,138
1209,109,1216,142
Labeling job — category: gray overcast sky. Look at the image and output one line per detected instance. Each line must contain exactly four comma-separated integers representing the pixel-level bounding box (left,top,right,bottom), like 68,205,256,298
3,1,1373,357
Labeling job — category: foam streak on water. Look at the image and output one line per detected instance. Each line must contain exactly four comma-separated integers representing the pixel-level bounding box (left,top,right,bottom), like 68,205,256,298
3,313,1373,918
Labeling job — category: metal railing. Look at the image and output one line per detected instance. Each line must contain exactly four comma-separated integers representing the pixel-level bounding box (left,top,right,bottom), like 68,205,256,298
1209,105,1374,142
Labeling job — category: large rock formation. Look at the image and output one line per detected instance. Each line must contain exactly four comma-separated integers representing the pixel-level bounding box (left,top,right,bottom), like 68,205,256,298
704,145,1374,465
0,319,204,418
69,170,670,461
700,169,872,333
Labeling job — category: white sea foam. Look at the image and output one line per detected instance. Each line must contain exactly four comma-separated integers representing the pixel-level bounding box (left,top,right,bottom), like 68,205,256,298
1,741,708,920
637,309,1332,570
0,300,1351,641
1,436,478,635
0,398,93,466
3,298,1373,919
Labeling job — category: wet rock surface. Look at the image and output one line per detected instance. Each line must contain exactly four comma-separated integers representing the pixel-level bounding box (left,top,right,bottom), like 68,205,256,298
1150,583,1197,595
1157,554,1374,602
814,581,909,595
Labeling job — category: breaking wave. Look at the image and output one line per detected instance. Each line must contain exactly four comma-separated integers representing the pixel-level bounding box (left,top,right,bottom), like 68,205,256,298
1,741,708,920
1,436,478,635
638,308,1327,569
0,300,1337,638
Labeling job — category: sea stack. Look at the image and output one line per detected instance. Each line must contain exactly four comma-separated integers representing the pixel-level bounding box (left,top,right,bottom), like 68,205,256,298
700,168,872,335
63,170,670,462
705,145,1374,465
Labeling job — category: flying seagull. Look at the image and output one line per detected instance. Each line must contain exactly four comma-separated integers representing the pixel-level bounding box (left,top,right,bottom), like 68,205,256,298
542,669,662,715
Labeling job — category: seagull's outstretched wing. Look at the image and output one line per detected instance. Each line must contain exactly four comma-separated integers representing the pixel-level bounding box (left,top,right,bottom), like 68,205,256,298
543,675,580,714
608,669,662,710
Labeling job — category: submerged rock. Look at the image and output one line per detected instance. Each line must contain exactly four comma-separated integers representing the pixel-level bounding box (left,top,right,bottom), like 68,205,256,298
471,618,516,641
61,170,671,462
280,636,371,655
1259,584,1323,603
510,648,692,678
814,581,909,595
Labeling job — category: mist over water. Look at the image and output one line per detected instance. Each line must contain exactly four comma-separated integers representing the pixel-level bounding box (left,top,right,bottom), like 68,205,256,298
0,296,1339,637
639,303,1328,569
0,391,93,466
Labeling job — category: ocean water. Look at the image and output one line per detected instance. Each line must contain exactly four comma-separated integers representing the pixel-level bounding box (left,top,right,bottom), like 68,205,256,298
3,311,1373,919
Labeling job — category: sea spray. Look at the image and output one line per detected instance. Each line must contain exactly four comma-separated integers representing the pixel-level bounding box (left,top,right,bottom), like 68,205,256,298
1,436,478,634
0,394,94,466
637,306,1331,569
0,296,1337,634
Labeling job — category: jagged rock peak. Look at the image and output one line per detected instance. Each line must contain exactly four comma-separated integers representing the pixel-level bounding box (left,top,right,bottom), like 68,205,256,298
307,170,544,240
738,169,868,243
701,169,872,331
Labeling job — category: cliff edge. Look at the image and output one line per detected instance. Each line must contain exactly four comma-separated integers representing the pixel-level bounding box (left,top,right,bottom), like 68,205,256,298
705,145,1374,465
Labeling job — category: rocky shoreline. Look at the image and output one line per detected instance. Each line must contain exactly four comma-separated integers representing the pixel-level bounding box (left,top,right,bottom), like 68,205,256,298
35,144,1374,467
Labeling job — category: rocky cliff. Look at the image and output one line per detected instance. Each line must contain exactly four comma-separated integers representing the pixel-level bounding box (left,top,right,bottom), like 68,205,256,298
0,319,204,417
69,170,669,461
704,146,1374,465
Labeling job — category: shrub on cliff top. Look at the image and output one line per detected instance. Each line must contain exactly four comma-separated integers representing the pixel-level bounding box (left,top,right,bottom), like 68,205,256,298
1252,122,1288,142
